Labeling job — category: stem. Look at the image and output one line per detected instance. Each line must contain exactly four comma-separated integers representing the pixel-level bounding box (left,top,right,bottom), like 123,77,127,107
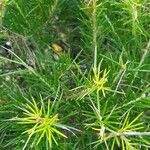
113,69,126,96
116,95,150,111
92,0,97,70
98,129,150,137
131,40,150,85
122,132,150,136
97,91,100,113
138,40,150,68
132,3,138,36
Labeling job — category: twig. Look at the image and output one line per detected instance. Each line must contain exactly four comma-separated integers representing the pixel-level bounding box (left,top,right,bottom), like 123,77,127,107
131,40,150,84
92,0,97,70
113,69,126,96
121,131,150,136
116,95,150,111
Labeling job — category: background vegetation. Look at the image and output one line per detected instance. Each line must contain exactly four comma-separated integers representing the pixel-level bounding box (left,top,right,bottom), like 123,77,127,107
0,0,150,149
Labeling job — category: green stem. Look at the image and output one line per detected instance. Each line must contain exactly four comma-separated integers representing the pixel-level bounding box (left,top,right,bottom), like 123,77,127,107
92,0,97,70
97,91,100,113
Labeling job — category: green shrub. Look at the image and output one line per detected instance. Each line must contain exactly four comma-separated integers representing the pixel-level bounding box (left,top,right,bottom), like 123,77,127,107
0,0,150,149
